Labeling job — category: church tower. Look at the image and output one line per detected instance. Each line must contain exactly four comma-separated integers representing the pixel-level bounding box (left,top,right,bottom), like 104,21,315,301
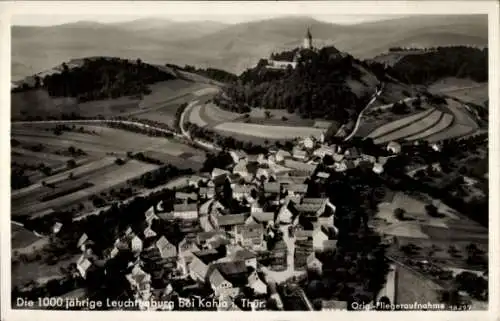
303,27,313,49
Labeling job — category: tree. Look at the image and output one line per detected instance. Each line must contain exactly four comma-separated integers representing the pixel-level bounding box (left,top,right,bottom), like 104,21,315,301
67,159,77,169
264,111,272,119
394,208,405,220
425,204,439,217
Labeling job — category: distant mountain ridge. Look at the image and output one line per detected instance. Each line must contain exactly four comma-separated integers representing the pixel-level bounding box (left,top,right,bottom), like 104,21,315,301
12,15,487,80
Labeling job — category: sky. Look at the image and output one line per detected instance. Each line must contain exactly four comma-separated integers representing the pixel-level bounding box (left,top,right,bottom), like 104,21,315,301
12,14,404,27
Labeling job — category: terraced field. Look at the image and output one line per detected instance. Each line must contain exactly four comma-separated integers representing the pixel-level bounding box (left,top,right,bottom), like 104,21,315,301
372,110,444,144
364,96,480,145
367,108,437,139
404,113,454,141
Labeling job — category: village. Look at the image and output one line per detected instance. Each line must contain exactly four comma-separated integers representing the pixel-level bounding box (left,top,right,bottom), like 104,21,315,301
69,134,407,311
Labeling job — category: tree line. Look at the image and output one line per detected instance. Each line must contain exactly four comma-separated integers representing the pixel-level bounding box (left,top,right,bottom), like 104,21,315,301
388,46,488,84
40,57,176,102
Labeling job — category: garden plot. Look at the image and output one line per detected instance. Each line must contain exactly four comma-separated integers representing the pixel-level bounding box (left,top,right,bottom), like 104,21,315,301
367,108,436,139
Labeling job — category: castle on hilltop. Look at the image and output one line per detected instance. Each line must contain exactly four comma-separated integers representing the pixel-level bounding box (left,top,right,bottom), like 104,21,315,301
265,27,316,70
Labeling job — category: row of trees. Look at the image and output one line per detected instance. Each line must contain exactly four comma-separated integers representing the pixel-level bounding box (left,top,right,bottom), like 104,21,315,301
182,65,238,84
130,164,194,189
185,122,268,154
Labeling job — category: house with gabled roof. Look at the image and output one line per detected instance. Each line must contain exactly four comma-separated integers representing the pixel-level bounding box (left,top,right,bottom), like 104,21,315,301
266,239,288,271
235,224,264,249
76,254,93,279
143,226,157,239
232,184,256,201
277,200,300,225
233,159,250,178
52,222,63,234
177,237,201,275
275,149,292,163
294,239,314,270
313,146,335,158
144,206,159,226
209,268,234,297
230,150,248,164
285,183,308,196
175,191,198,201
156,236,177,260
212,168,230,180
284,159,317,175
199,186,216,199
173,203,198,220
214,214,248,234
344,146,360,159
126,264,152,300
210,261,248,297
247,269,267,295
263,182,281,195
292,147,308,161
306,252,323,274
189,254,210,283
77,233,93,252
246,212,275,227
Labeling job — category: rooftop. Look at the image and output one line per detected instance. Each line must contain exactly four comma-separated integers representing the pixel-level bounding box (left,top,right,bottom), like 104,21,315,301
216,214,248,227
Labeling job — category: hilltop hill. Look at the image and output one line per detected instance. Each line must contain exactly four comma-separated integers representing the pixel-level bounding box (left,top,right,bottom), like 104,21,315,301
14,57,177,102
218,46,381,123
12,15,487,80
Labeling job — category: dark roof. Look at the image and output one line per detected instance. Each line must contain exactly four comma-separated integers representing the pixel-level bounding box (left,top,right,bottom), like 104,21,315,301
264,182,281,193
232,248,257,261
213,261,248,286
193,249,223,265
216,214,248,227
209,268,228,288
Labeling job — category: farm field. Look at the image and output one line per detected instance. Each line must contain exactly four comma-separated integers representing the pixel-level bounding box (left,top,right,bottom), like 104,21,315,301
142,150,204,170
363,96,480,144
11,124,206,218
404,113,454,141
214,122,326,140
12,159,159,217
372,110,445,144
393,262,443,305
12,125,201,157
367,108,437,139
424,99,479,142
11,79,209,121
188,100,332,141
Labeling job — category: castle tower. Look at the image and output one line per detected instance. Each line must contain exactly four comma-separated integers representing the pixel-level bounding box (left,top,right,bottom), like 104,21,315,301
303,27,313,49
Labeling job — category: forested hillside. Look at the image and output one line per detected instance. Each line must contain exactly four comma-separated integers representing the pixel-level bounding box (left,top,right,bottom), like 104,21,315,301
387,46,488,85
18,57,176,102
219,46,380,123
